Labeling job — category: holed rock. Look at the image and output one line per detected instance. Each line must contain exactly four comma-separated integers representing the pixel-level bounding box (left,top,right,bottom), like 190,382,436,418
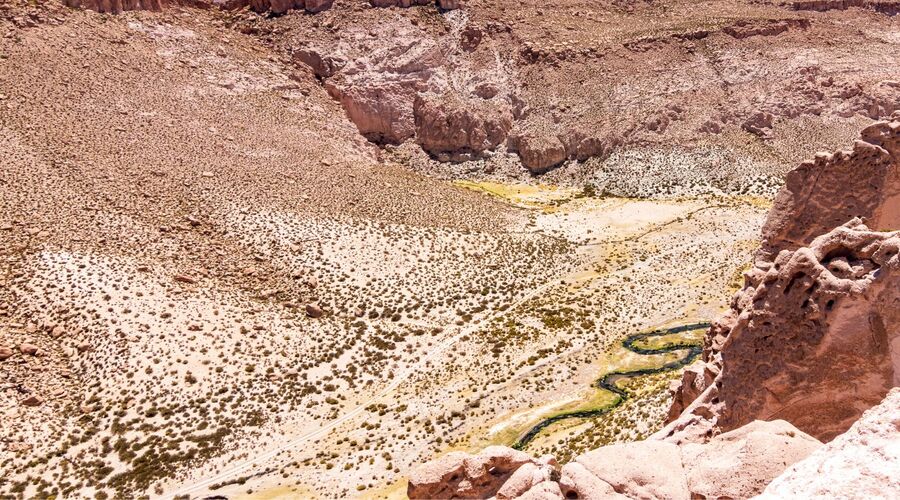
663,115,900,443
406,446,539,499
413,93,512,160
759,114,900,259
664,219,900,443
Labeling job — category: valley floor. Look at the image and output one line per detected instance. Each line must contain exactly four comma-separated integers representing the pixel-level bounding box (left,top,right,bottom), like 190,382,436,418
182,187,769,498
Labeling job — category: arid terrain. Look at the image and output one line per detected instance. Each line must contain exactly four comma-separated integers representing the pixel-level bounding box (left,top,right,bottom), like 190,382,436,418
0,1,897,499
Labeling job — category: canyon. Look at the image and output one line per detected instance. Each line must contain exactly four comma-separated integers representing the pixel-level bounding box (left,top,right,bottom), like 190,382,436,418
408,114,900,499
0,0,898,499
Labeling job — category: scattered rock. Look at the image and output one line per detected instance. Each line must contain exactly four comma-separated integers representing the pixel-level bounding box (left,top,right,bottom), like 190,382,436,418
21,395,44,407
305,303,324,318
19,343,39,356
174,274,198,284
49,326,65,339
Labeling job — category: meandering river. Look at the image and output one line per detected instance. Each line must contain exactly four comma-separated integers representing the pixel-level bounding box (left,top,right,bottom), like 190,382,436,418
513,322,710,449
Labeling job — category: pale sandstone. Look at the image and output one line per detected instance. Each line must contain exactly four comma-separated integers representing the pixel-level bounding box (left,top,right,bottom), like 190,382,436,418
758,388,900,499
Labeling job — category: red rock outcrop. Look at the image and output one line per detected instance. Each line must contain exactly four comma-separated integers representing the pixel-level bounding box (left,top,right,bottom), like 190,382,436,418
722,18,810,39
664,220,900,442
758,388,900,498
664,116,900,443
514,133,567,174
760,115,900,258
407,420,821,499
413,92,513,161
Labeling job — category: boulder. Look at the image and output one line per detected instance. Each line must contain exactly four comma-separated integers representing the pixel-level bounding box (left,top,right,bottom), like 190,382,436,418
19,343,39,356
304,0,332,13
410,420,819,499
407,446,539,499
249,0,305,13
305,303,324,318
21,395,44,407
575,440,690,500
558,462,626,500
413,92,512,160
516,134,567,174
680,420,821,499
0,346,13,360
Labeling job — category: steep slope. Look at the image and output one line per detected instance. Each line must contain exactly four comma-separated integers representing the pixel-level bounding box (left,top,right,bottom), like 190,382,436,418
258,0,900,184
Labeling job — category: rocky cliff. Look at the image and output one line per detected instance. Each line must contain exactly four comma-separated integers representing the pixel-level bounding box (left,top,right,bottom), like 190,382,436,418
759,115,900,259
666,113,900,442
407,117,900,499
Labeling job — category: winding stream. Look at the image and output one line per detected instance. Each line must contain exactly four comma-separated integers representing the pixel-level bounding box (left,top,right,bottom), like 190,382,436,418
513,322,710,450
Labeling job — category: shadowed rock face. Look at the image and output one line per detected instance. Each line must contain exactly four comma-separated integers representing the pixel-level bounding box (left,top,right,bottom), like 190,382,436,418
760,114,900,259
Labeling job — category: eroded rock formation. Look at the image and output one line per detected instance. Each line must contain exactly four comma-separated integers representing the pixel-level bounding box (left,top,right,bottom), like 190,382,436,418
407,446,557,499
414,92,513,161
408,420,821,499
663,220,900,443
664,115,900,442
760,115,900,258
